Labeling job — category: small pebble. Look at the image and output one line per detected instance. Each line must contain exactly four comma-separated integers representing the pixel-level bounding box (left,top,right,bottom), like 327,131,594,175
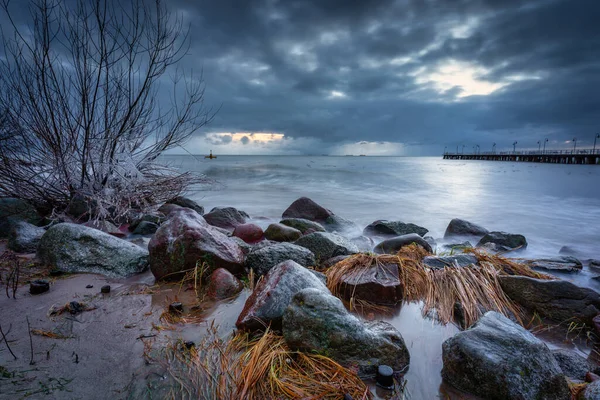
86,284,93,289
100,285,111,293
169,302,184,313
184,341,195,349
30,280,50,295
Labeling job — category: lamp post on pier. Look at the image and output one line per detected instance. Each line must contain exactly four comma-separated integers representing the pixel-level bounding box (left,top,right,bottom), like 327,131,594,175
572,138,577,153
476,145,480,155
462,145,466,154
513,141,518,153
537,141,541,152
543,138,548,154
593,134,599,154
492,143,496,153
444,146,447,155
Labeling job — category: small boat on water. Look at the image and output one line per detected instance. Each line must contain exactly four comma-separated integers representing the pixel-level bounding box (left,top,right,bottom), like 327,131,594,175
205,150,217,159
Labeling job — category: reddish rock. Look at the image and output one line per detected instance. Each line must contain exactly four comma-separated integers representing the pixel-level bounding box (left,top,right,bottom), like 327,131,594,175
593,314,600,336
236,260,327,332
148,208,245,281
233,223,264,244
207,268,244,299
264,223,301,242
337,262,403,305
281,197,333,222
203,207,249,231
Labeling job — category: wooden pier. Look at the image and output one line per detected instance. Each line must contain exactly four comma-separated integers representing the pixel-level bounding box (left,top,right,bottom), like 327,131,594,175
443,150,600,165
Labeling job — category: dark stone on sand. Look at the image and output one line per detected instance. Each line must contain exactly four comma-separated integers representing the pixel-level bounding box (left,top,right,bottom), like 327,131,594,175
282,197,333,221
294,232,358,262
30,280,50,295
280,218,326,233
169,302,184,313
165,196,204,215
444,218,489,238
206,268,244,300
423,254,478,269
264,223,301,242
364,220,428,237
232,223,264,244
442,311,570,400
373,233,433,254
203,207,249,231
101,285,111,293
8,221,45,253
86,285,93,289
477,231,527,252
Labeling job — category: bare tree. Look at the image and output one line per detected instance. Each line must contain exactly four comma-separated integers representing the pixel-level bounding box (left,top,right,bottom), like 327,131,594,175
0,0,213,221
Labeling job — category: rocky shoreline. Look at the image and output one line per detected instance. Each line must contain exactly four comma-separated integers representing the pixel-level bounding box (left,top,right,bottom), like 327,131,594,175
1,195,600,399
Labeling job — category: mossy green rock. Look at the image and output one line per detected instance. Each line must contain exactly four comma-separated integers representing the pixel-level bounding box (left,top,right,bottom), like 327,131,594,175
264,223,302,242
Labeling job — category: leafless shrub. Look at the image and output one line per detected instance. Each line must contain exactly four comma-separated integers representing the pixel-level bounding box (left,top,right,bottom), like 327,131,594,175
0,0,214,222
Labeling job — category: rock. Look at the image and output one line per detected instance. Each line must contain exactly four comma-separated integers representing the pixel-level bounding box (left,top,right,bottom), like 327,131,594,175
322,214,359,233
423,254,478,269
594,314,600,336
30,280,50,295
129,214,166,232
132,221,159,235
236,260,327,332
558,246,584,257
245,242,316,277
294,232,359,262
0,198,42,238
336,262,402,305
207,268,244,299
37,223,148,277
282,288,410,376
82,220,120,235
364,220,428,237
350,235,374,252
310,270,327,286
264,223,301,242
526,256,583,273
165,196,204,215
66,193,97,221
444,218,489,238
321,255,350,269
203,207,249,230
373,233,433,254
499,275,600,325
148,208,245,280
280,218,326,234
8,221,45,253
442,311,570,400
551,349,592,381
440,241,473,252
424,236,437,246
101,285,111,293
169,302,184,313
232,223,264,244
477,231,527,252
582,380,600,400
229,236,253,255
282,197,333,221
157,203,183,216
591,260,600,270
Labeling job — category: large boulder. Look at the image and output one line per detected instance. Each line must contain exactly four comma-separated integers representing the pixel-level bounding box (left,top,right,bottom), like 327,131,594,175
335,262,402,305
423,254,478,269
280,218,326,234
582,381,600,400
499,275,600,325
321,214,360,234
0,198,42,238
526,256,583,273
264,223,301,242
281,197,333,221
206,268,244,300
132,221,159,235
165,196,204,215
37,223,148,277
232,223,264,244
373,233,433,254
65,193,97,221
203,207,249,231
283,288,410,376
551,349,593,381
444,218,489,238
363,220,428,237
477,231,527,252
442,311,570,400
82,220,121,235
7,221,45,253
236,260,327,332
129,213,166,232
148,208,245,280
294,232,358,263
245,242,315,277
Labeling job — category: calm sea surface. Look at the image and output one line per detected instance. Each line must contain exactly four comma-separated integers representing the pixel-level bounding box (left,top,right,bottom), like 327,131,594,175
166,155,600,260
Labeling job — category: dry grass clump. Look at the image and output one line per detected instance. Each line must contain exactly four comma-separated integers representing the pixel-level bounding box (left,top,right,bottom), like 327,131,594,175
148,327,371,400
31,329,71,339
47,301,96,317
326,244,548,328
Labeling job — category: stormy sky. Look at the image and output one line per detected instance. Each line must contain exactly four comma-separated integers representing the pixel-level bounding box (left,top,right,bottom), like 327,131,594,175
5,0,600,155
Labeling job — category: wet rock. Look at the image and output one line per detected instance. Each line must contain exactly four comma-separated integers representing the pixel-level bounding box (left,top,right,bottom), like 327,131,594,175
203,207,249,231
232,223,264,244
101,285,111,293
337,262,402,305
282,197,333,221
294,232,359,263
207,268,244,300
321,255,350,269
282,288,410,376
165,196,204,215
280,218,326,234
8,221,45,253
440,241,473,253
82,220,120,235
594,315,600,336
591,260,600,271
0,198,42,238
581,380,600,400
364,220,428,237
444,218,489,238
229,236,253,255
66,193,97,221
424,236,437,246
245,242,315,277
38,223,148,278
86,285,93,289
423,254,478,269
30,280,50,295
148,208,245,280
499,275,600,325
526,256,583,273
552,349,592,381
169,302,184,313
558,246,582,257
310,270,327,286
350,235,374,252
442,311,570,400
157,203,183,216
322,214,359,233
132,221,159,235
264,223,301,242
477,231,527,252
129,213,166,232
373,233,433,254
236,260,327,332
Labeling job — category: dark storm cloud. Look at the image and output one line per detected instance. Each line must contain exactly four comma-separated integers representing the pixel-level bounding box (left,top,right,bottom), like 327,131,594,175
3,0,599,153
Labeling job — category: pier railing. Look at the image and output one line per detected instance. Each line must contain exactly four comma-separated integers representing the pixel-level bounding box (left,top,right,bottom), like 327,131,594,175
444,149,600,156
443,150,600,165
